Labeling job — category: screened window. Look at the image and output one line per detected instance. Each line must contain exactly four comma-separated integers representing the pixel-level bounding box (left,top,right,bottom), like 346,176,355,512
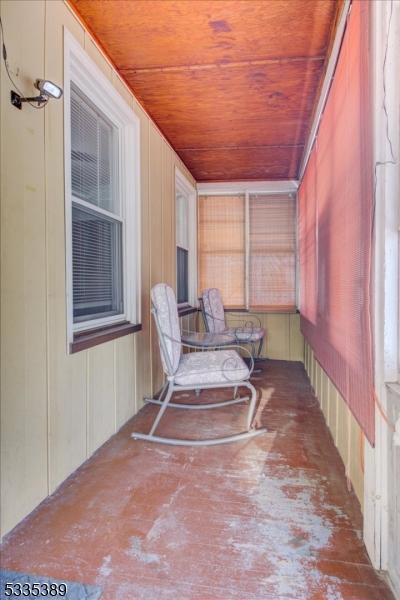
70,85,123,324
198,193,296,310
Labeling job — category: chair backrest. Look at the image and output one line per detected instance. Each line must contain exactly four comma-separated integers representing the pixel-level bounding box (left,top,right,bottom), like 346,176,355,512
201,288,227,333
151,284,181,376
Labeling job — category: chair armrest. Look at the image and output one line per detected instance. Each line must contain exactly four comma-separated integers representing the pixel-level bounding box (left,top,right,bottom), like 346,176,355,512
224,312,263,329
200,308,262,329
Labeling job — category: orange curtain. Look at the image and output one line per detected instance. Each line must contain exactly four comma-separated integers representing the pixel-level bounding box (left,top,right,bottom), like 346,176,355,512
249,194,296,310
198,194,245,308
298,0,374,444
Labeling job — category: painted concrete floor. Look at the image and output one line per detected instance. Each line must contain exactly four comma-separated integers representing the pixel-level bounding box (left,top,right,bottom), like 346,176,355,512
1,360,395,599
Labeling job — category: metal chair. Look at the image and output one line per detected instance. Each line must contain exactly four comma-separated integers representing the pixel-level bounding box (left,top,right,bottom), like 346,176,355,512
200,288,266,360
131,283,267,446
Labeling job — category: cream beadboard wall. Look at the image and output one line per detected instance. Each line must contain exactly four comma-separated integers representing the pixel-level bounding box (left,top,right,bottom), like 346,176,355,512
0,0,197,538
304,342,365,509
0,0,304,538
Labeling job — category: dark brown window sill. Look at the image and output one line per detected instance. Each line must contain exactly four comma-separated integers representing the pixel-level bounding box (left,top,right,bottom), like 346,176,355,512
70,321,142,354
177,304,198,317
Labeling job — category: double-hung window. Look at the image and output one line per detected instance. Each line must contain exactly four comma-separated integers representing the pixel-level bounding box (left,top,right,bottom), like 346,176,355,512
175,169,197,307
71,85,123,323
64,32,140,348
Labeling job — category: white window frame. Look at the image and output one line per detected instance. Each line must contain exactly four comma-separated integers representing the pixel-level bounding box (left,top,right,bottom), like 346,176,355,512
64,30,140,346
175,168,197,307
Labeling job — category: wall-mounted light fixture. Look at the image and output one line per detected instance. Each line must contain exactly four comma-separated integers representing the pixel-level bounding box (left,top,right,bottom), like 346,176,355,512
1,15,63,111
11,79,63,110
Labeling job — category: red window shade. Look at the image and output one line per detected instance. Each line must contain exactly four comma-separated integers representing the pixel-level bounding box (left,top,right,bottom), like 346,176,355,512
249,194,296,310
299,150,317,325
298,0,374,444
198,194,245,308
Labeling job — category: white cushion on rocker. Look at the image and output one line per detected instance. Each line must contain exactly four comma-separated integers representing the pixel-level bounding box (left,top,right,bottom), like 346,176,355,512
174,350,250,386
227,326,265,342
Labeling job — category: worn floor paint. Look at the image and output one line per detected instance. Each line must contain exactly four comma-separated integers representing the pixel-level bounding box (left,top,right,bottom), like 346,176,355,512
0,360,394,599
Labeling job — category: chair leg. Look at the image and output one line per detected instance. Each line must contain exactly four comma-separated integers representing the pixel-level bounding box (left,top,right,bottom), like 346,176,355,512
144,380,168,404
257,337,263,359
133,381,267,446
243,381,259,431
250,341,262,373
149,383,174,436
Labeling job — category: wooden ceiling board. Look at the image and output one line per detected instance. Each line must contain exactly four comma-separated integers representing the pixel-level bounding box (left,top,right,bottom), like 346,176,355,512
179,146,302,182
71,0,338,68
123,61,322,150
69,0,343,181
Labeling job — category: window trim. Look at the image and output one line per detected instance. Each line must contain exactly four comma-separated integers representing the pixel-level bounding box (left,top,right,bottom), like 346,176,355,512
64,30,141,349
175,168,197,308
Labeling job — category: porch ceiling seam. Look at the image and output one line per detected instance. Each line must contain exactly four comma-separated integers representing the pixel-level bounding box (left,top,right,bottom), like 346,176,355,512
119,56,326,74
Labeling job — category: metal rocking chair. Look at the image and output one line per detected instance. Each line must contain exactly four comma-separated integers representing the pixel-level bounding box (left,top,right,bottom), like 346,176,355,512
131,283,267,446
200,288,266,361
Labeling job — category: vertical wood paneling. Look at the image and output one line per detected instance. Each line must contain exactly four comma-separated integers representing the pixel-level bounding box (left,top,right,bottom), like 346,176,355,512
328,387,338,441
315,363,321,401
134,101,151,407
304,342,364,507
44,0,87,494
321,370,330,420
162,144,174,288
289,313,304,361
0,0,48,536
311,352,316,391
264,314,290,359
115,335,136,428
83,35,112,81
336,395,350,468
0,0,197,538
88,342,116,454
349,416,364,509
149,125,164,393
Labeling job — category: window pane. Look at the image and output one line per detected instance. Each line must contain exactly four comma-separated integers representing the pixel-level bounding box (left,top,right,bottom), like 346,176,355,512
249,194,296,310
176,192,188,249
198,194,245,308
177,246,189,304
71,84,117,214
72,204,123,322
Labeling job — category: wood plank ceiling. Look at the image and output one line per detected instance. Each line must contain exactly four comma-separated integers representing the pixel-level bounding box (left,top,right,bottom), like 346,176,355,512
69,0,343,182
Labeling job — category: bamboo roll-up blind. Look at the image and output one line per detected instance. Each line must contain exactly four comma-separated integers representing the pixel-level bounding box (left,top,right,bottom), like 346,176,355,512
198,194,245,308
249,194,296,310
298,0,374,444
198,192,297,310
